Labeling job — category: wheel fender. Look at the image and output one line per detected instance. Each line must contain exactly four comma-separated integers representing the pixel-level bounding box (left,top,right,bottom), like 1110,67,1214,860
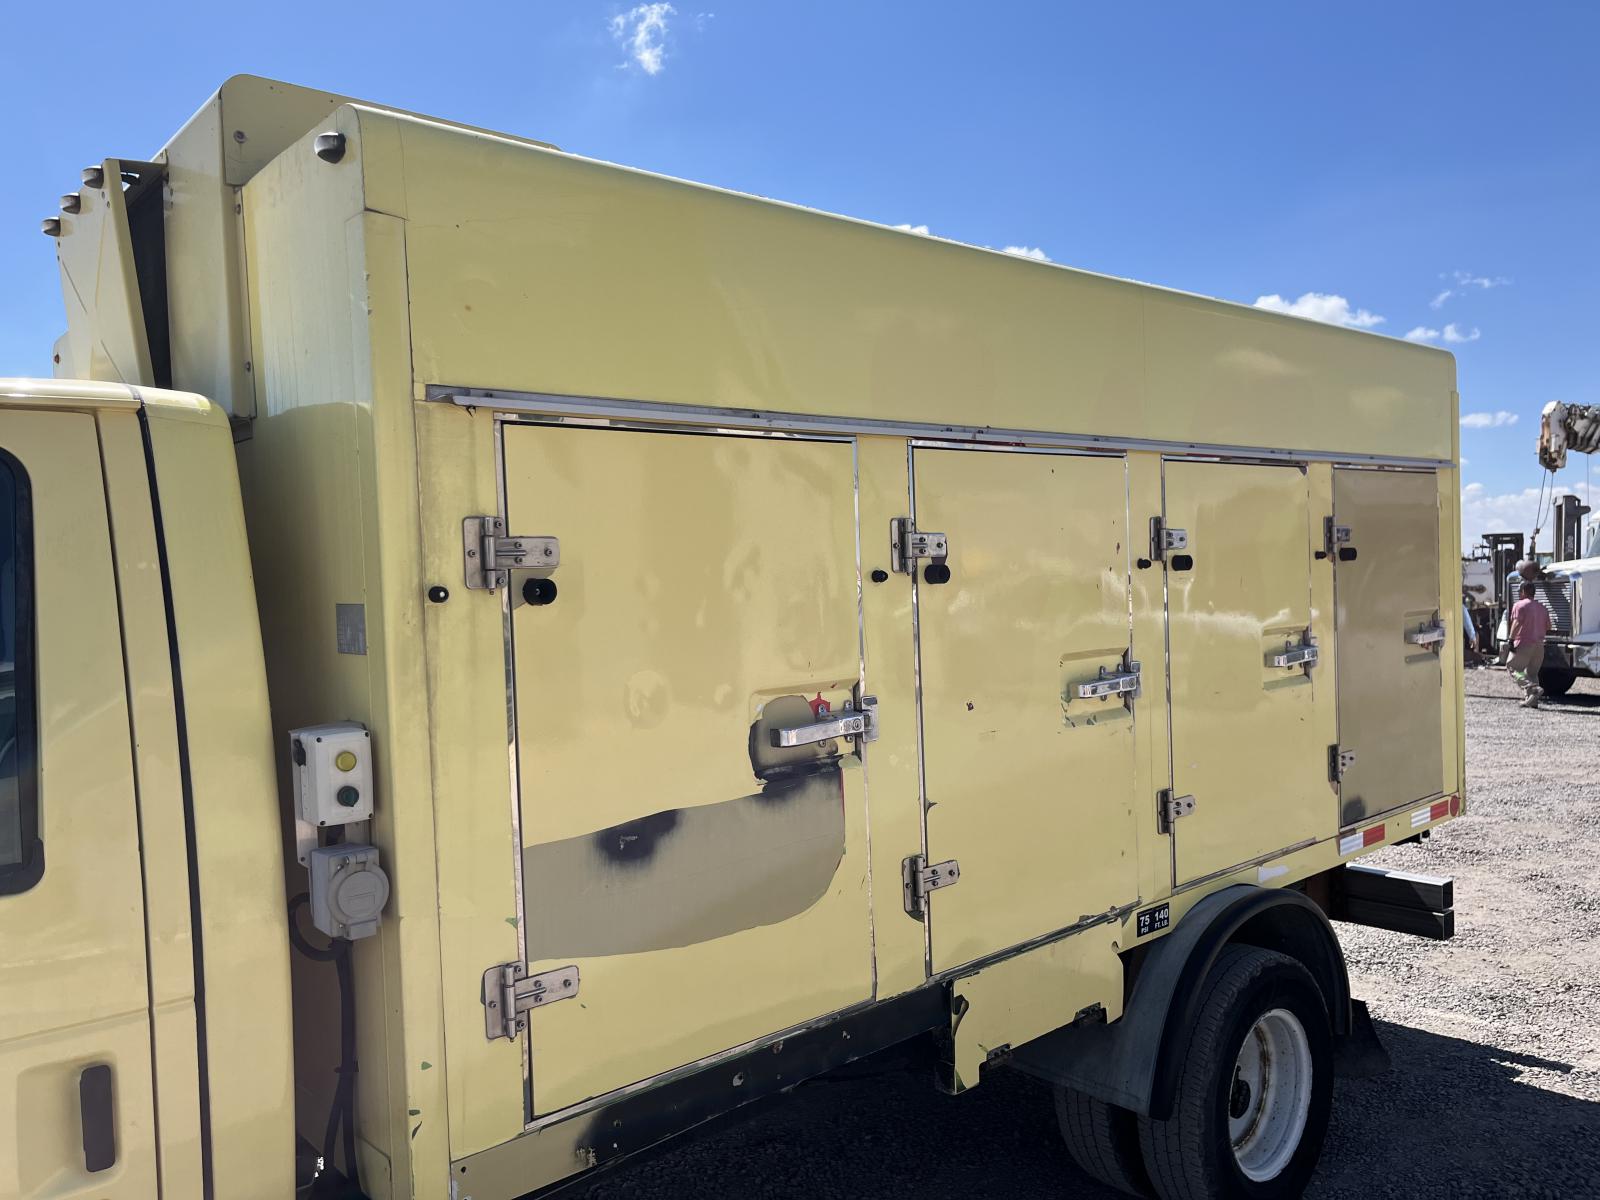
1009,885,1350,1120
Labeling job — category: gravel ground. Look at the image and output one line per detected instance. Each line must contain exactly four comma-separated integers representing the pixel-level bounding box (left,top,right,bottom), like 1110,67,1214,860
587,670,1600,1199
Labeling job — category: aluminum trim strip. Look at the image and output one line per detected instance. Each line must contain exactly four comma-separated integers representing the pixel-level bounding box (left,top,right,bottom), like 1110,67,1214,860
432,386,1454,469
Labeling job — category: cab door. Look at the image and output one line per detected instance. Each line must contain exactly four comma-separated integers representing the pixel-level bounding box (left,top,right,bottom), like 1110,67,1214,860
0,410,158,1197
1163,460,1327,885
912,447,1141,975
1332,469,1446,824
503,423,873,1117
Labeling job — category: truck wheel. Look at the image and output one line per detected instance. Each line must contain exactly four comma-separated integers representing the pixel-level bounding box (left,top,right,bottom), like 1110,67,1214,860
1138,946,1333,1200
1538,668,1576,697
1054,1086,1152,1197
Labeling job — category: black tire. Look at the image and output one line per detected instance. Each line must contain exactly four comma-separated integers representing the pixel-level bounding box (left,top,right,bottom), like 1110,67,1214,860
1137,946,1333,1200
1539,667,1576,697
1055,1085,1153,1197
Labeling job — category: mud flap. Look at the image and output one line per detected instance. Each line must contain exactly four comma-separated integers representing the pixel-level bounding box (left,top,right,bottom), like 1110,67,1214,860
1334,998,1391,1078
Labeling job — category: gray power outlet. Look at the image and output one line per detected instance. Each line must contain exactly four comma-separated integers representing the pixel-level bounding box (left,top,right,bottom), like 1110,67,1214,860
308,844,390,940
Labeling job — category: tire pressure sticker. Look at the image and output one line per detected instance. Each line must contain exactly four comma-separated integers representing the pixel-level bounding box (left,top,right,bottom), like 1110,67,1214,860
1136,903,1171,938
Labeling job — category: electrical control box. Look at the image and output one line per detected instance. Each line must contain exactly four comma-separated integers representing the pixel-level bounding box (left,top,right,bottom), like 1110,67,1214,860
290,722,374,827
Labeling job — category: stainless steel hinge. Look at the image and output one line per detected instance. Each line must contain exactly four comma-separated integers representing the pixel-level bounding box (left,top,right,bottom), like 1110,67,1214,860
1325,518,1352,556
890,517,949,575
902,854,960,919
1329,744,1356,783
1157,789,1196,835
463,516,560,591
482,962,580,1041
1150,516,1188,562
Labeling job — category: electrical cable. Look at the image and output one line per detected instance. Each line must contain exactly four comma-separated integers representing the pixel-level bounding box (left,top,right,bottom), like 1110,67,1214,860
287,893,362,1196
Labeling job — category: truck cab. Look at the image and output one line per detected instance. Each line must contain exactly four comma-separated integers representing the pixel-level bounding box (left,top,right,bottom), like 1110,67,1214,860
0,379,294,1199
1497,506,1600,695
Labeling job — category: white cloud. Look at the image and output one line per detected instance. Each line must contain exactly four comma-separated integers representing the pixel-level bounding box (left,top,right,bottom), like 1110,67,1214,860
1443,323,1481,344
1404,326,1441,343
611,3,676,75
1002,245,1051,262
1459,411,1518,429
894,223,931,235
1461,483,1547,549
1253,292,1385,329
1431,270,1510,308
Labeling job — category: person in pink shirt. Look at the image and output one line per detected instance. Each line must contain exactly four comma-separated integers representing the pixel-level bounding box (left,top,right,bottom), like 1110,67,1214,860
1507,581,1553,707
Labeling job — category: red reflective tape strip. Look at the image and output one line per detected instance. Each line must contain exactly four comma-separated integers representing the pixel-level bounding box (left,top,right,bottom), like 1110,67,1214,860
1431,800,1450,821
1363,825,1386,847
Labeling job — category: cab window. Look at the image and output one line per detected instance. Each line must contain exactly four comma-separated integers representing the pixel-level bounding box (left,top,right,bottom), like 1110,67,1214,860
0,451,38,893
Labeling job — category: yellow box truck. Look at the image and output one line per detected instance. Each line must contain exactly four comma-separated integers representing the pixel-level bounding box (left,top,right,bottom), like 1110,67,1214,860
5,76,1463,1200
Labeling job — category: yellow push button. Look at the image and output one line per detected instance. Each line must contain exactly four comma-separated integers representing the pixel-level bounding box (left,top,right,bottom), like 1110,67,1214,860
335,750,358,772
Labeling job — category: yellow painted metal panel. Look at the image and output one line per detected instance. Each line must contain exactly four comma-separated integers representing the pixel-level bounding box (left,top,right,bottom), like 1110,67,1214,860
51,162,154,386
0,410,157,1198
1333,469,1445,823
1164,461,1327,885
948,921,1126,1092
243,121,457,1193
144,405,297,1199
504,424,872,1115
96,410,205,1195
414,402,524,1159
854,436,927,1001
365,105,1454,462
913,448,1139,974
1125,453,1171,904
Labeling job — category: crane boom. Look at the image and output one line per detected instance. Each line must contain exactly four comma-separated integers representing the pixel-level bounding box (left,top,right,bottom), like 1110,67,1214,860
1539,400,1600,470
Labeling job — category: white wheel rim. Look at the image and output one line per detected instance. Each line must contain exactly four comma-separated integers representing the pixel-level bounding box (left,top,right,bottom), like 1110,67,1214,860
1228,1007,1313,1182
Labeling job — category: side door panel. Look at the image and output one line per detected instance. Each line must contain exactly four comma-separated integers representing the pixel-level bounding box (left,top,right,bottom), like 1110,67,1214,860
504,424,872,1117
913,448,1140,975
1333,469,1445,824
0,410,158,1198
1164,461,1327,885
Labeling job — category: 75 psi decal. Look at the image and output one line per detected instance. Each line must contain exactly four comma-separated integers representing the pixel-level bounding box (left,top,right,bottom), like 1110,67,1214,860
1136,903,1171,938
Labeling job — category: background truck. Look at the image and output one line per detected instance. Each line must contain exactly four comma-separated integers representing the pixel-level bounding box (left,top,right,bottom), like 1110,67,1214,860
1488,402,1600,695
4,76,1464,1200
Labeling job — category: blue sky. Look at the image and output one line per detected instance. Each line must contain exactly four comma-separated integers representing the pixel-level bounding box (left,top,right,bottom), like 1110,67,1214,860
2,1,1595,550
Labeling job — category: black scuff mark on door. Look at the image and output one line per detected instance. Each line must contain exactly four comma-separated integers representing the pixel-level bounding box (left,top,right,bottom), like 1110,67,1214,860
521,695,851,960
594,809,682,864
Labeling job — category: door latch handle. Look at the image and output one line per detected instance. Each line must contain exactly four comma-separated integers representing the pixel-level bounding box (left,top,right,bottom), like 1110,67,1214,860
1271,644,1320,669
1407,624,1447,648
1076,662,1141,700
770,698,879,748
79,1064,116,1173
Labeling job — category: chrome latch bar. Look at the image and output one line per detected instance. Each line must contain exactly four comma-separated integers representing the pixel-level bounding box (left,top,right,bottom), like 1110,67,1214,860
772,711,868,748
463,516,559,591
771,695,879,750
1407,623,1447,649
1271,633,1320,671
1076,659,1141,701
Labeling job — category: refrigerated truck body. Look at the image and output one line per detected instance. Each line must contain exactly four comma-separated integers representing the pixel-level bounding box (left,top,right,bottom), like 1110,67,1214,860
3,76,1462,1200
